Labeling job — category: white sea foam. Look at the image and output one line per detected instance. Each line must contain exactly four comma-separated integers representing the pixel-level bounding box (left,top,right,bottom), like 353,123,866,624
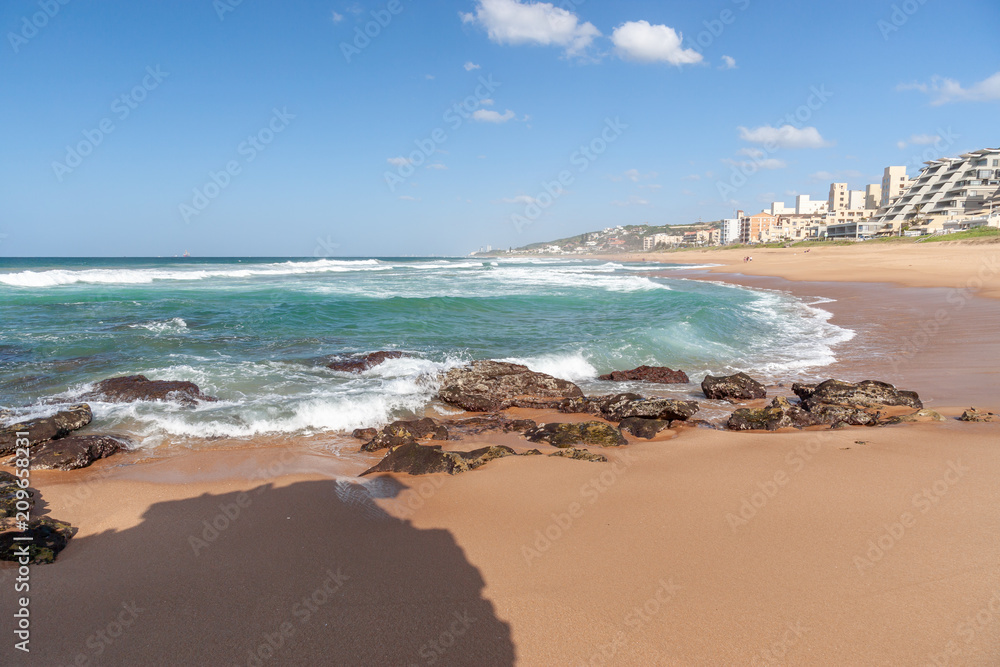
128,318,188,334
0,259,388,288
500,351,598,383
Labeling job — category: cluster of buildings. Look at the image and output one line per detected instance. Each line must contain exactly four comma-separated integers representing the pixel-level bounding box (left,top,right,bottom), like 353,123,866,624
642,228,719,249
647,148,1000,248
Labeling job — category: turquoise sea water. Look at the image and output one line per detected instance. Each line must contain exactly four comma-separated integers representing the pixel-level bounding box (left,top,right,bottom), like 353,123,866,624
0,257,853,449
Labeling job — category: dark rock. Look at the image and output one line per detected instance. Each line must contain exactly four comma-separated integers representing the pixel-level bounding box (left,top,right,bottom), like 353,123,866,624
727,397,822,431
361,418,448,453
619,417,672,439
507,397,566,410
801,379,922,410
360,442,516,476
522,449,543,456
0,471,34,519
683,419,719,430
449,415,537,436
601,398,700,422
548,448,607,463
701,373,767,402
30,435,131,471
351,428,378,441
87,375,216,406
959,408,998,423
0,404,93,455
0,516,76,564
557,396,602,415
806,402,879,427
598,366,689,384
791,383,817,402
524,422,627,448
328,351,405,373
437,361,582,412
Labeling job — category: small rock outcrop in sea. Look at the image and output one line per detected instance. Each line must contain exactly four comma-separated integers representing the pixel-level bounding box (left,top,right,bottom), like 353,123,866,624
29,435,131,471
598,366,690,384
437,360,583,412
524,422,627,448
701,373,767,402
548,448,608,463
361,418,449,453
959,408,997,422
0,404,93,454
351,427,379,441
0,516,76,565
793,379,922,410
619,417,672,439
727,397,823,431
87,375,217,406
327,351,406,373
360,442,519,476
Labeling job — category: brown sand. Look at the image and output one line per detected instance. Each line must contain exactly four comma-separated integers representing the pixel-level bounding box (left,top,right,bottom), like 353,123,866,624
3,245,1000,665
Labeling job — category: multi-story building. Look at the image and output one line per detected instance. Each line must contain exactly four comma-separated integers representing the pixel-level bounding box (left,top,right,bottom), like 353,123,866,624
769,201,794,215
795,194,828,215
720,218,741,244
643,233,684,250
873,148,1000,232
865,184,882,210
739,211,778,244
880,166,912,209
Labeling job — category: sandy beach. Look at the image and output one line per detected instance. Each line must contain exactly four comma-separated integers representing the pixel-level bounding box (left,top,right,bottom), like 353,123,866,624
3,243,1000,666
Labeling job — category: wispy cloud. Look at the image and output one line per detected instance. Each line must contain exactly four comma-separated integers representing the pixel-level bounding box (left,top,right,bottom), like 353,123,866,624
464,61,481,71
897,71,1000,105
720,55,737,69
738,124,832,149
331,11,344,23
387,157,412,167
896,133,941,150
472,108,516,123
610,196,649,207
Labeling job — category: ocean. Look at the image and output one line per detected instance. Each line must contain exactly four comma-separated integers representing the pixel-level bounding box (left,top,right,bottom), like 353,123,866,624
0,256,853,451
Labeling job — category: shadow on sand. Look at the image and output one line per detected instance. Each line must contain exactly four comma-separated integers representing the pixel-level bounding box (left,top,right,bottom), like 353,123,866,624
1,476,516,666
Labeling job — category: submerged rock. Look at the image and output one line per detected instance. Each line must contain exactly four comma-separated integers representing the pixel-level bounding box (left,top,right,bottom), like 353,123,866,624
360,442,517,476
327,351,405,373
619,417,672,439
30,435,131,471
0,516,76,565
727,397,822,431
0,404,93,454
959,408,997,423
524,422,627,448
702,373,767,402
800,379,922,410
548,448,607,463
598,366,689,384
361,418,448,453
87,375,216,406
438,360,583,412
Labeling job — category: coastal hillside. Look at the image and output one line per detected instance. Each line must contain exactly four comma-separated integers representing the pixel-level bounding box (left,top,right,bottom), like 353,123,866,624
495,222,720,255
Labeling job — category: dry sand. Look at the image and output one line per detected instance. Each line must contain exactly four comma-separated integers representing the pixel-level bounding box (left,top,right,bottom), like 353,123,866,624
3,242,1000,666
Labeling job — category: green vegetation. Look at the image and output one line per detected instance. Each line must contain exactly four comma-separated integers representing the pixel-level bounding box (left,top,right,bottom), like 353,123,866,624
918,227,1000,243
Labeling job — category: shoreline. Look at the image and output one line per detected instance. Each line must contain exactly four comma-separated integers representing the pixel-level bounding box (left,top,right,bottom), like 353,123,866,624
3,249,1000,664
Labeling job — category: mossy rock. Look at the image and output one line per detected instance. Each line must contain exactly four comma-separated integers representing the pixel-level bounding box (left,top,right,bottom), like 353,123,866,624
525,422,627,447
0,516,76,564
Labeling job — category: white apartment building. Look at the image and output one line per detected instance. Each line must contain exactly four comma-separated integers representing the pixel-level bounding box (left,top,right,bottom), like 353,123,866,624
720,218,741,244
880,166,912,209
874,148,1000,229
643,233,684,250
796,194,828,215
865,184,882,210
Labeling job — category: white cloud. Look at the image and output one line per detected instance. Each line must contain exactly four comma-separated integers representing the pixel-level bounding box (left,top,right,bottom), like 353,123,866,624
461,0,600,56
896,133,941,149
611,20,702,65
479,98,495,106
638,183,662,191
898,71,1000,105
331,11,344,23
611,196,650,207
737,147,765,159
501,195,538,205
723,157,787,170
426,163,448,170
472,108,516,123
464,61,481,71
720,55,737,69
386,157,412,167
737,124,832,149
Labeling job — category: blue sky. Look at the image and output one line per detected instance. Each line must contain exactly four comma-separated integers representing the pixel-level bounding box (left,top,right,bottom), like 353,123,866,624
1,0,998,257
